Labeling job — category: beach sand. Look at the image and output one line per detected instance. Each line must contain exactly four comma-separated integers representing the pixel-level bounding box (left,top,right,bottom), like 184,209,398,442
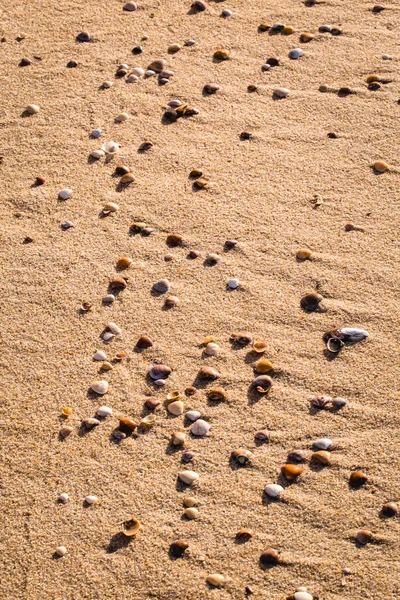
1,0,399,598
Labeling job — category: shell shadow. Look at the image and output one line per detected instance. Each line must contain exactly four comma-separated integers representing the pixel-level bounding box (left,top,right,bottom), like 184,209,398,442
247,387,269,405
86,388,101,400
77,423,97,438
87,155,99,165
323,348,342,361
106,532,132,553
191,375,218,390
165,441,183,455
116,181,134,193
309,461,328,473
254,437,269,448
52,552,65,560
261,492,288,507
244,351,259,365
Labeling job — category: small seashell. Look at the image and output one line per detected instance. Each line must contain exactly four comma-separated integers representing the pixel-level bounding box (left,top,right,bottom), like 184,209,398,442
149,364,171,380
171,431,186,446
300,32,314,42
350,471,368,487
91,128,102,138
206,253,220,265
97,405,112,417
82,417,101,429
170,539,189,557
204,83,220,94
207,387,227,401
103,294,115,303
116,165,130,176
119,417,138,435
26,104,40,114
194,178,209,189
165,296,180,308
140,414,156,426
382,502,398,517
154,379,166,387
106,322,122,335
103,331,114,342
330,27,342,36
153,279,170,293
259,22,272,32
76,31,90,42
332,397,347,407
185,507,199,519
191,419,210,436
214,49,230,60
168,43,181,53
102,141,119,154
340,327,369,342
356,530,372,545
311,395,332,408
117,257,132,269
122,518,140,537
230,332,253,345
313,437,332,450
167,390,181,402
255,429,269,442
186,410,201,422
90,380,109,395
181,450,194,463
58,493,69,503
221,8,232,17
198,366,221,380
131,67,145,77
123,1,137,10
204,342,219,356
287,450,305,463
282,25,294,34
297,248,312,260
61,407,72,417
233,448,252,465
251,375,272,393
55,546,67,557
260,548,279,566
273,88,290,98
61,221,74,230
288,48,302,59
145,69,156,77
168,401,184,416
236,528,253,541
183,496,197,507
192,0,206,10
207,574,225,588
102,80,113,88
185,386,197,396
90,150,105,159
255,359,273,373
252,341,268,353
147,59,167,73
127,74,138,83
136,335,153,349
168,100,182,108
80,302,92,312
58,188,72,200
164,109,178,122
120,172,135,184
301,292,324,311
85,495,98,505
281,464,303,480
319,25,331,32
264,484,283,498
311,451,331,465
102,202,118,214
166,233,183,247
294,592,313,600
60,426,73,439
178,470,199,486
100,361,113,371
227,278,240,289
145,398,160,410
266,57,279,66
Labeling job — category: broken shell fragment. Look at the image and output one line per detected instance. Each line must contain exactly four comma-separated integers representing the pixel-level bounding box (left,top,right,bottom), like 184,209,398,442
251,375,272,393
171,431,186,446
90,380,109,395
198,366,221,380
167,390,181,402
149,364,171,380
339,327,369,342
313,437,332,450
100,361,113,371
191,419,210,436
102,202,119,214
122,518,140,537
82,417,101,429
311,395,332,408
165,296,180,308
140,414,156,426
207,387,227,401
106,322,122,335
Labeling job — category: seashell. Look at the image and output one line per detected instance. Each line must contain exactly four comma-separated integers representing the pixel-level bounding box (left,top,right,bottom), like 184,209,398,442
301,292,323,311
115,352,127,361
287,450,304,463
90,380,109,395
283,25,295,34
233,448,252,465
61,221,74,230
115,165,130,175
168,43,181,53
136,335,153,349
76,31,90,42
123,1,137,10
168,100,182,108
126,74,138,83
189,168,203,179
82,417,101,428
165,296,180,307
131,67,145,77
260,548,279,566
311,451,331,465
207,386,227,401
192,0,206,10
60,426,73,438
120,173,135,184
319,25,331,32
300,32,314,42
102,80,113,89
198,366,221,380
58,493,69,503
204,342,219,356
332,397,346,407
225,239,238,249
159,70,174,80
145,69,156,77
189,250,200,259
273,88,290,98
366,74,381,84
266,57,279,67
255,429,269,442
116,68,128,77
191,419,210,436
153,279,170,293
251,375,272,393
171,431,186,446
186,410,201,422
167,400,184,416
259,23,272,32
100,361,113,371
147,59,167,73
90,150,105,159
145,398,160,410
206,253,220,265
183,496,197,507
26,104,40,114
149,364,171,380
382,502,398,517
236,528,253,541
119,417,138,435
264,483,283,498
85,495,98,505
55,546,67,557
227,278,240,289
102,202,118,214
167,390,181,401
80,302,92,312
97,405,112,417
350,471,368,487
214,49,230,60
330,27,342,36
289,48,302,59
240,130,253,141
178,470,199,485
101,141,119,154
154,379,166,387
185,386,196,396
140,414,156,426
230,331,253,345
252,341,267,353
166,233,183,247
222,8,232,17
281,464,303,480
339,327,369,342
184,507,199,519
356,529,372,545
313,437,332,450
204,83,220,94
102,331,114,342
297,248,312,260
182,450,195,463
311,395,332,408
255,359,273,373
61,407,72,416
122,518,140,537
194,178,209,189
58,188,72,200
294,592,313,600
207,574,225,588
106,322,122,335
117,257,132,269
110,277,127,291
170,539,189,557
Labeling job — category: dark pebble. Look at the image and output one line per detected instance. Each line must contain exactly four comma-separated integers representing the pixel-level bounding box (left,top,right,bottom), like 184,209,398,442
225,239,238,248
76,31,90,42
260,549,279,566
23,236,34,244
372,5,385,12
240,131,252,140
67,60,78,68
266,57,279,67
330,28,342,36
164,109,178,122
287,450,305,463
170,539,189,557
245,586,254,595
188,250,200,259
247,85,258,92
271,24,285,33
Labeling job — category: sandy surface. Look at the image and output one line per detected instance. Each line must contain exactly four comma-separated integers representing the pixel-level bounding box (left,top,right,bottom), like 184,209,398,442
1,0,400,598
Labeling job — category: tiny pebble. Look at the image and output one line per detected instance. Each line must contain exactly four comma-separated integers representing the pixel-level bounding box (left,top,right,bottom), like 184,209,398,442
382,54,391,60
26,104,40,114
274,88,290,98
319,25,331,32
264,484,284,498
183,496,197,507
67,60,78,68
181,450,195,463
76,31,90,42
206,574,225,588
132,46,143,55
123,1,137,10
103,294,115,304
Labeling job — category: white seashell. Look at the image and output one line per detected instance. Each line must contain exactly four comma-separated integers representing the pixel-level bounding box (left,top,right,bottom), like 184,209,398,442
145,69,156,77
132,67,145,77
294,592,313,600
191,419,210,436
227,278,240,289
55,546,67,557
90,380,109,395
154,378,166,386
340,327,369,342
94,350,108,361
333,397,347,407
115,112,130,123
85,495,99,505
102,141,119,154
313,437,332,450
58,492,69,503
97,405,112,417
91,128,102,138
119,63,129,70
168,400,184,416
273,88,290,98
264,483,284,498
103,331,115,341
102,203,119,214
126,74,139,83
106,322,122,335
102,80,113,88
90,149,105,159
58,188,72,200
26,104,40,114
204,342,219,356
178,470,199,485
186,410,201,422
103,294,115,303
206,574,225,588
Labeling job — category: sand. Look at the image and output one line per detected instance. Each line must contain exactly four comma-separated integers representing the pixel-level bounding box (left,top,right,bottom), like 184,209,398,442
1,0,400,598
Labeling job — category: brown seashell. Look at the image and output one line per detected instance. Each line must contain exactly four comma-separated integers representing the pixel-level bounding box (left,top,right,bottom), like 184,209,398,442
60,426,73,438
115,164,130,175
147,59,167,73
255,429,269,442
207,386,227,401
311,395,332,408
204,83,220,94
296,248,312,260
119,417,138,435
185,386,197,396
182,106,199,116
139,141,153,151
170,539,189,557
198,366,221,380
311,450,331,465
117,257,132,269
35,176,45,185
82,418,101,429
251,375,272,393
301,292,324,311
260,548,279,566
166,233,183,247
130,221,147,232
149,364,171,380
145,398,160,410
136,335,153,349
236,528,253,541
373,160,389,173
356,529,372,545
259,23,272,32
300,32,314,42
115,352,127,361
120,173,135,184
382,502,398,517
122,518,140,537
366,74,380,84
110,277,127,290
281,464,303,480
252,341,267,353
171,431,186,446
193,178,208,189
230,331,253,345
165,295,180,307
255,359,273,373
189,169,203,179
350,471,368,487
233,448,252,465
282,25,295,34
214,49,230,60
